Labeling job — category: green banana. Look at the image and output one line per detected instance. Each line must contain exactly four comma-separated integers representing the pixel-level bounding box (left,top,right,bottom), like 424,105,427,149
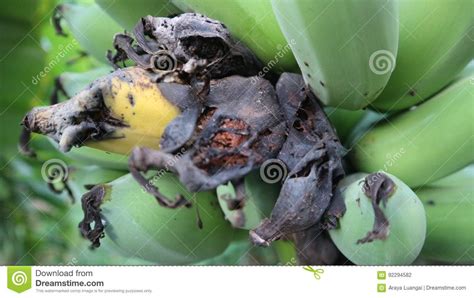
416,174,474,264
271,0,399,110
351,73,474,187
96,0,181,31
372,0,474,111
80,172,234,264
55,3,123,64
455,60,474,81
429,164,474,188
216,170,279,230
61,146,128,170
172,0,297,72
63,166,153,265
67,165,127,200
330,172,426,265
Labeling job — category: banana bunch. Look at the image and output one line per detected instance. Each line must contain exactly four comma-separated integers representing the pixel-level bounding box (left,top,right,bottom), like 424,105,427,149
172,0,297,72
371,0,473,111
54,2,123,64
96,0,181,31
79,172,234,264
24,67,180,155
416,165,474,264
271,0,399,110
350,70,474,187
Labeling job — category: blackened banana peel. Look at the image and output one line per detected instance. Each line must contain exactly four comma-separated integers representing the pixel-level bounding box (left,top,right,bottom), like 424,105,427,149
22,13,346,262
129,75,287,207
250,74,346,247
109,13,266,84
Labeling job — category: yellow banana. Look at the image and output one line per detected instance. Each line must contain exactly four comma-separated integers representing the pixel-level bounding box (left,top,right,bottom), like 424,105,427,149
23,67,180,155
